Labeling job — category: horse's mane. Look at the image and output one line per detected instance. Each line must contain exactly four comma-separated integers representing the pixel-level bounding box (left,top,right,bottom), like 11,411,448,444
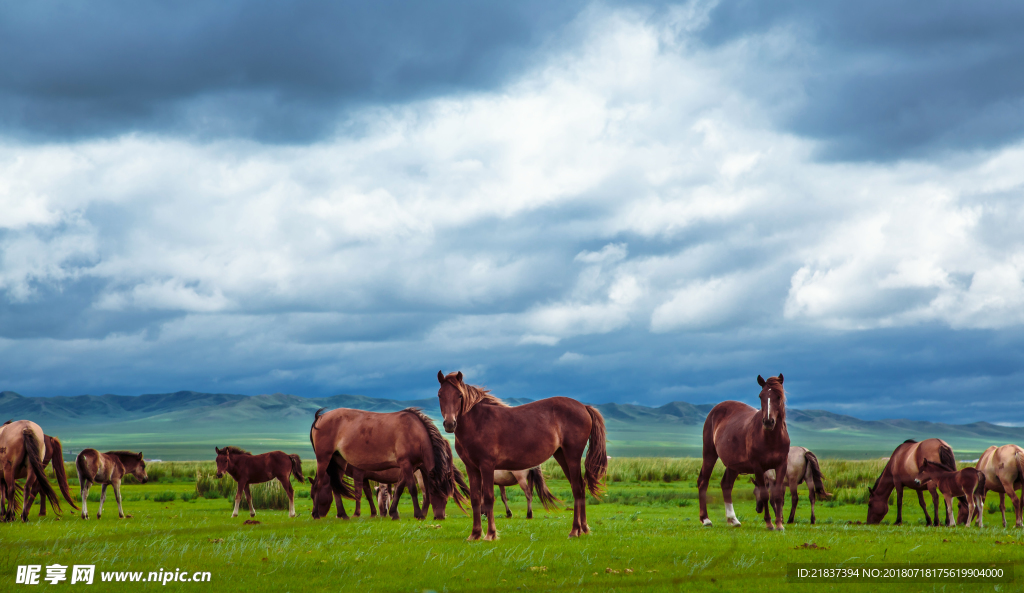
402,407,456,501
106,450,141,457
220,446,252,455
460,383,509,414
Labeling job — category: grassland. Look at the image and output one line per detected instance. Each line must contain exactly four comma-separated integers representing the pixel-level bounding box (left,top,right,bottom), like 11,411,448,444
0,458,1019,592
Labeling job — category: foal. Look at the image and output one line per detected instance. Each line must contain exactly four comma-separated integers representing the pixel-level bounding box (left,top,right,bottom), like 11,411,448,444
215,447,305,518
914,460,986,527
76,450,149,520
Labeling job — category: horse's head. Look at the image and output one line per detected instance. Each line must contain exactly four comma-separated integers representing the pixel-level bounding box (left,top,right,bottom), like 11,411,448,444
866,485,889,524
309,471,333,519
128,452,149,484
214,447,229,479
375,484,393,515
437,370,465,433
756,374,785,431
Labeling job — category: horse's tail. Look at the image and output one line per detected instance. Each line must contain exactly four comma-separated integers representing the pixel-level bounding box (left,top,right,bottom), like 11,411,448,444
803,450,831,499
48,436,79,510
583,405,608,499
450,467,469,512
325,458,356,501
403,408,456,502
25,430,61,514
527,466,563,510
1012,448,1024,491
288,454,304,484
938,443,957,471
976,470,987,497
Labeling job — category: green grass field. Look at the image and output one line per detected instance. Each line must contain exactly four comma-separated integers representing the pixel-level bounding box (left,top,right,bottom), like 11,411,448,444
1,459,1018,592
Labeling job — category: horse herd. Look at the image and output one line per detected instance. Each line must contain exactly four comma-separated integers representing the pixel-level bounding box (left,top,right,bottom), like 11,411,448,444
2,372,1023,538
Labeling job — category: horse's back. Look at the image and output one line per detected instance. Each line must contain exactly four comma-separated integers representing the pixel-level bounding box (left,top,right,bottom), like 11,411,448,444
702,401,756,443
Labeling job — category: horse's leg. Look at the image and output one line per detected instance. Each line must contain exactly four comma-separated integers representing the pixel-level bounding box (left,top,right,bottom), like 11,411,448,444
114,480,125,518
464,462,483,540
401,464,424,520
390,481,407,520
352,472,364,518
244,483,255,517
363,482,377,517
81,480,90,520
21,471,38,522
894,484,904,525
38,482,47,517
98,483,107,519
930,484,941,526
997,491,1007,528
945,492,955,527
770,462,788,531
999,478,1019,528
500,486,512,518
753,471,773,529
976,490,985,528
553,448,585,538
720,468,741,527
808,482,817,525
232,482,243,518
479,462,498,540
280,477,296,518
788,480,799,525
519,474,533,519
23,480,38,522
912,489,930,526
697,451,719,527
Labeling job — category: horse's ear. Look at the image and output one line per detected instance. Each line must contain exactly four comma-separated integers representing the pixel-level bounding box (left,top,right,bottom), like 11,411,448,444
215,447,222,454
437,370,445,384
867,486,874,495
757,375,766,387
137,452,144,460
456,371,463,383
778,373,784,384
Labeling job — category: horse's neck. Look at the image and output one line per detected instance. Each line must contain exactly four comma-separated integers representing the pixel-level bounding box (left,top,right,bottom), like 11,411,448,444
875,467,896,496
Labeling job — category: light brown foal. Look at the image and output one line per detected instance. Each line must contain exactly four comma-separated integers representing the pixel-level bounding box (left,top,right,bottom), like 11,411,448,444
76,449,149,519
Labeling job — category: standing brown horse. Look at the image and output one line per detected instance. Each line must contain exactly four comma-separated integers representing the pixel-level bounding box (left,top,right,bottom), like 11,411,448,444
27,434,80,517
975,444,1024,528
754,446,830,524
0,420,62,522
436,371,607,540
867,438,957,525
698,374,790,530
215,447,305,518
914,460,986,527
76,449,149,519
309,407,459,521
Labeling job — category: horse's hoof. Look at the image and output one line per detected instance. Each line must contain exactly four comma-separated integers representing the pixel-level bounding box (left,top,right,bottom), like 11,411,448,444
701,518,713,527
390,515,399,521
727,517,741,527
765,523,774,531
775,524,785,532
483,533,498,541
505,512,512,518
568,529,581,538
467,533,481,541
526,512,533,519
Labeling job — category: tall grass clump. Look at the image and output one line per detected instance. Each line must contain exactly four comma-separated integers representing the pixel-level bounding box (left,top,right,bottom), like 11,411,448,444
195,471,236,499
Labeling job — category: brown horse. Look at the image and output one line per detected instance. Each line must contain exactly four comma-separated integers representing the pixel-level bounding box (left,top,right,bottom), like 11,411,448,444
490,468,561,519
436,371,607,540
754,446,830,524
76,449,149,519
0,420,62,522
698,374,790,530
26,434,80,517
975,444,1024,528
215,447,304,518
867,438,957,525
309,406,459,521
914,460,986,527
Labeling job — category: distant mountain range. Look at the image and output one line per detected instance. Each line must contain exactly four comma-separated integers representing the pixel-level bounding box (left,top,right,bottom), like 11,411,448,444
2,390,1021,460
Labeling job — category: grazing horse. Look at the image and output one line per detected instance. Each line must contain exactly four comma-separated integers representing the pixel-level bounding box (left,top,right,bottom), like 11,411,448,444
867,438,957,525
26,434,80,517
215,447,305,518
0,420,62,522
914,460,986,527
754,446,831,524
489,468,561,519
309,407,459,521
76,449,149,519
975,444,1024,528
436,370,607,540
698,374,790,530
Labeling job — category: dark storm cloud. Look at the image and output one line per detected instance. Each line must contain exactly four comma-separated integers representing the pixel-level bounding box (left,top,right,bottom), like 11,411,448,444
695,0,1024,160
0,0,587,141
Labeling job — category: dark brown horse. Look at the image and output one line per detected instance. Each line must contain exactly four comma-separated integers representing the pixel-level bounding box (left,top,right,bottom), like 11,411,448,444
698,374,790,530
27,434,80,517
436,370,607,540
76,449,149,519
0,420,62,522
753,446,830,524
309,407,459,521
867,438,958,525
215,447,305,518
914,460,986,527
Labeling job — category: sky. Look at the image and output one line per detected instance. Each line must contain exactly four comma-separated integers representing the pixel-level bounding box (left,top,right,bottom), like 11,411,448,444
2,1,1024,423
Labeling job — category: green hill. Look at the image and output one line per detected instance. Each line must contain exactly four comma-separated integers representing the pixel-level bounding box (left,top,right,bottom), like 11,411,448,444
2,390,1021,460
